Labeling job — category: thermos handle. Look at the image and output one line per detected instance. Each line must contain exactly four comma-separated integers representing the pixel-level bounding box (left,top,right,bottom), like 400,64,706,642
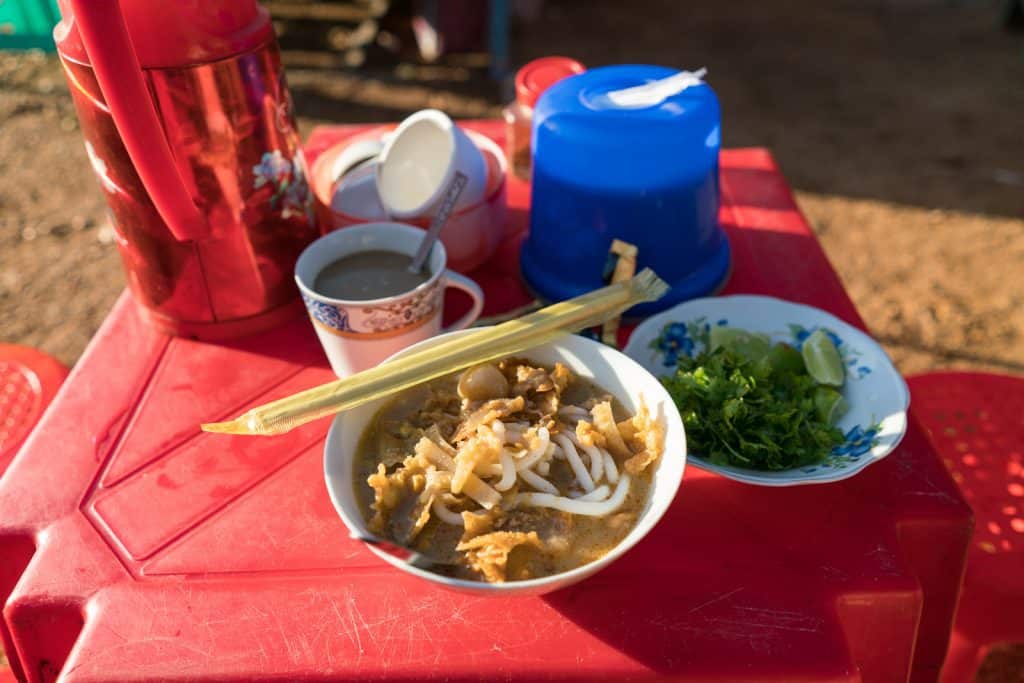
69,0,208,242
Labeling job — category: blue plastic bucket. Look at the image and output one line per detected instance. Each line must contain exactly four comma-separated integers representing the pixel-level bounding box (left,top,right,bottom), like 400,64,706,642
522,65,730,316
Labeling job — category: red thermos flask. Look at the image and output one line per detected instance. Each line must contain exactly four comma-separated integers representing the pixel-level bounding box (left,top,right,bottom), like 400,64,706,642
55,0,319,339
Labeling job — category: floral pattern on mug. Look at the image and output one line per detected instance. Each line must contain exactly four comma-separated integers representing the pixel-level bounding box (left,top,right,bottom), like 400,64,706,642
360,281,442,333
302,294,353,333
253,150,314,222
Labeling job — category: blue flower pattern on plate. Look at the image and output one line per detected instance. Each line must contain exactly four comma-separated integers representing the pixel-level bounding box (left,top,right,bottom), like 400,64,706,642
832,424,879,457
650,322,695,367
302,294,352,332
649,317,727,367
800,424,881,473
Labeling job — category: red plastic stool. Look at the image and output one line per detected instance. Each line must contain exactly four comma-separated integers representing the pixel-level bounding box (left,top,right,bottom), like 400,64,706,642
0,345,68,478
0,345,67,683
908,372,1024,682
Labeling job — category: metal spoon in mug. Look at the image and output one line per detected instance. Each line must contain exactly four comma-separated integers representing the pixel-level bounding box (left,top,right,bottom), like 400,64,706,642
407,171,468,274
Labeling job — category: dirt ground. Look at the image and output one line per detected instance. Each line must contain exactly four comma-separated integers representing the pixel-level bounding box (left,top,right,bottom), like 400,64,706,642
1,0,1023,679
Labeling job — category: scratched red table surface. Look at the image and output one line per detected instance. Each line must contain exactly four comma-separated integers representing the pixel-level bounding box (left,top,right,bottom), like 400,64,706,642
0,122,972,683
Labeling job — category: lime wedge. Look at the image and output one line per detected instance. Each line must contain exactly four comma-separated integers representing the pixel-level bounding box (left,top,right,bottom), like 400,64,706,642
813,386,849,424
760,342,805,376
709,326,771,361
802,329,845,387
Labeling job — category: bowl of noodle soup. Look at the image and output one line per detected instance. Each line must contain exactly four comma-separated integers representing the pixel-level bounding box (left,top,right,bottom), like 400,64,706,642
324,329,687,595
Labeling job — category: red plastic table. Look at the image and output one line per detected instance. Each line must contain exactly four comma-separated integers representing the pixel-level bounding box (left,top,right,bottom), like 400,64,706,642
0,122,971,683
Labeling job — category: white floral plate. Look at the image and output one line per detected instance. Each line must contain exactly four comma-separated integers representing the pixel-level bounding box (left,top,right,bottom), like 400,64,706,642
623,295,910,486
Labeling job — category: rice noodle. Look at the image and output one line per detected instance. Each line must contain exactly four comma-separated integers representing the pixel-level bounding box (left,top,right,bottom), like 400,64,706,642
515,450,547,472
536,461,550,476
417,438,455,470
512,474,631,516
421,467,452,502
558,405,590,419
603,449,619,484
518,467,560,495
432,497,465,525
591,401,632,459
502,428,527,447
566,430,604,483
553,434,595,492
453,425,503,494
417,436,502,508
495,451,517,491
490,420,506,441
571,484,610,502
516,426,550,471
425,425,456,455
532,426,551,457
461,476,501,509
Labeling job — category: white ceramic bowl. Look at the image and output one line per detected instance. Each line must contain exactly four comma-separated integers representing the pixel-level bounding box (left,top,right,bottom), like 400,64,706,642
311,128,509,274
376,109,488,218
323,330,687,595
624,295,910,486
329,137,385,184
329,162,387,220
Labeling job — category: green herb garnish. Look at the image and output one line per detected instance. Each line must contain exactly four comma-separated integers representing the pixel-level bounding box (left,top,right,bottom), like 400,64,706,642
663,335,846,471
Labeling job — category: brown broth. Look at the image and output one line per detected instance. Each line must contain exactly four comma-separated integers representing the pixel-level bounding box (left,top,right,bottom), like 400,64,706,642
314,250,428,301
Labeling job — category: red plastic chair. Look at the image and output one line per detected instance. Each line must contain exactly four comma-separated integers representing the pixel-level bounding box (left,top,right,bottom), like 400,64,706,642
0,344,68,478
908,372,1024,682
0,345,67,683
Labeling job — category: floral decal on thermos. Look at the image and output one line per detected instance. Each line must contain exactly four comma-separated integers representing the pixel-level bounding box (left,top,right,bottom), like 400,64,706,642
253,150,314,223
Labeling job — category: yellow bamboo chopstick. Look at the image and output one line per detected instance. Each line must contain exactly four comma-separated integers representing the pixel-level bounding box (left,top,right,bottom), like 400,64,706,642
201,269,667,436
602,239,639,347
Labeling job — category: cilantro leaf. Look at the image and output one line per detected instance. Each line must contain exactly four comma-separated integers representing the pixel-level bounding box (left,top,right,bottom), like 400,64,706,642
663,346,845,470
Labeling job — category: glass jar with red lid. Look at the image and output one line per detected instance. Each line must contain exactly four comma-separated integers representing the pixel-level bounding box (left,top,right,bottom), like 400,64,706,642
503,56,585,180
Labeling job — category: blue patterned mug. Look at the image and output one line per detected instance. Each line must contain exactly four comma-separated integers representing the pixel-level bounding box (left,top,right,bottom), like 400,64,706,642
295,223,484,376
